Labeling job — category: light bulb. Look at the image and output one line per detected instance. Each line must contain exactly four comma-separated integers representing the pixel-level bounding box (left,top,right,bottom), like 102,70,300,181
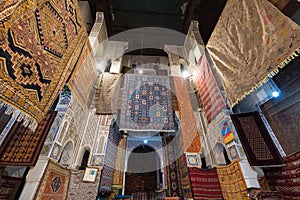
272,91,279,97
182,70,189,78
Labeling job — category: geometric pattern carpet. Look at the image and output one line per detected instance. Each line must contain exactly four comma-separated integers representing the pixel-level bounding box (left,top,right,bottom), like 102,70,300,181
216,159,250,200
35,160,70,200
0,110,57,166
189,167,223,200
230,111,284,166
67,170,101,200
264,150,300,200
120,74,174,132
0,0,87,127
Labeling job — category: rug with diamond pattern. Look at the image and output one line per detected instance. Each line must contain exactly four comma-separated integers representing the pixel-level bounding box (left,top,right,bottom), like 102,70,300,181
230,111,284,166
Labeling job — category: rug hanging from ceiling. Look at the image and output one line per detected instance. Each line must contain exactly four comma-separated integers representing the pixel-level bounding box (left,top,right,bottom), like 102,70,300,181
95,73,122,114
216,159,249,200
163,137,180,197
261,90,300,156
0,1,24,34
67,169,101,200
0,175,23,200
206,0,300,107
67,40,96,109
193,54,226,122
230,111,284,166
112,137,127,191
35,160,70,200
100,120,119,191
179,154,193,198
173,77,200,153
264,150,300,200
0,110,57,166
0,0,87,128
188,167,223,200
120,74,174,132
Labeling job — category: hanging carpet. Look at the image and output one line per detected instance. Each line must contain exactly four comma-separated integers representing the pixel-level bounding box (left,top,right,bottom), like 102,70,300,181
188,167,223,200
0,0,87,128
95,73,122,114
216,159,250,200
264,150,300,200
35,160,70,200
207,0,300,107
67,40,97,109
120,74,174,132
193,53,226,123
0,110,56,166
173,77,201,153
230,111,284,166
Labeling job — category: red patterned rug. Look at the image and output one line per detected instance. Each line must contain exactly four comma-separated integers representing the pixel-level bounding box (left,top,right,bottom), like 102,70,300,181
35,160,70,200
0,110,57,166
193,54,226,123
264,150,300,200
188,168,223,199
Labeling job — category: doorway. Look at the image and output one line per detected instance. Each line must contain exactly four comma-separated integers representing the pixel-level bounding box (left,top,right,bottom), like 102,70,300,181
125,145,161,199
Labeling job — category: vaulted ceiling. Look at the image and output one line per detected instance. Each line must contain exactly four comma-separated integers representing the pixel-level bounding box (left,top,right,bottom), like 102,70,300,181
84,0,300,44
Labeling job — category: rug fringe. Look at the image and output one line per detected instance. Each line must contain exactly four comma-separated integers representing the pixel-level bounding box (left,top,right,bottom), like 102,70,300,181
231,47,300,107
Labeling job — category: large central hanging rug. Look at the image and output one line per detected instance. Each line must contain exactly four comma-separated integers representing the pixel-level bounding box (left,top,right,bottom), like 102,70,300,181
0,0,87,127
35,160,70,200
120,74,174,132
188,167,223,200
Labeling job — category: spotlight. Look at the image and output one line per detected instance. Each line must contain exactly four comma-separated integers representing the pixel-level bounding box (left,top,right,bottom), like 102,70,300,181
272,91,279,98
182,70,189,78
143,140,148,144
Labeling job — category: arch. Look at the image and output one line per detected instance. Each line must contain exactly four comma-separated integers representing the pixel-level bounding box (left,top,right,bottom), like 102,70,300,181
213,143,226,165
125,145,162,196
76,146,91,170
97,135,107,154
79,149,91,170
59,140,74,167
127,145,160,173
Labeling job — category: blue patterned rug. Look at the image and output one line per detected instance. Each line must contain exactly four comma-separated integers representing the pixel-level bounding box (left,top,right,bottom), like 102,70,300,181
120,74,174,132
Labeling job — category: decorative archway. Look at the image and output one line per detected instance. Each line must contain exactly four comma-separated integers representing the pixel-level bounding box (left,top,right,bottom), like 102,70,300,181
59,140,74,167
125,145,161,197
213,143,231,166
